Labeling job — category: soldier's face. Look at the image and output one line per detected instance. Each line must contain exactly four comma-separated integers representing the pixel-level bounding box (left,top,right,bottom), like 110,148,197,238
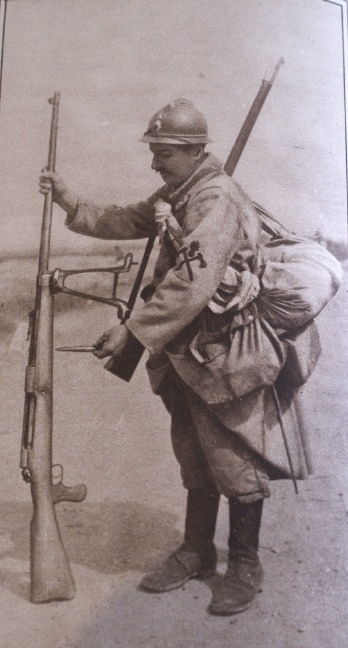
149,144,202,188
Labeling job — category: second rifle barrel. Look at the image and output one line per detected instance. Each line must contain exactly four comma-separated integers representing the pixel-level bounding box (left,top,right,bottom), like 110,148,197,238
224,58,284,177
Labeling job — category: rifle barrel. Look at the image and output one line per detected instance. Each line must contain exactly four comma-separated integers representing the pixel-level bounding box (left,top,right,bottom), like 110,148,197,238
39,93,60,274
224,58,284,177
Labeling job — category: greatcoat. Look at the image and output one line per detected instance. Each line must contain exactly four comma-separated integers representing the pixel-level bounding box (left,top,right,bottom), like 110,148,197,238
66,153,312,500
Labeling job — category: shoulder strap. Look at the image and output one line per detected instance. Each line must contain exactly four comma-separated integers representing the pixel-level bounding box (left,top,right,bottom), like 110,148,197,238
156,168,223,209
252,201,294,238
171,168,222,208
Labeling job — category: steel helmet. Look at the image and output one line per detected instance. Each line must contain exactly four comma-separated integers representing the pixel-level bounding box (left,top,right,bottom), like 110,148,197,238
141,98,210,145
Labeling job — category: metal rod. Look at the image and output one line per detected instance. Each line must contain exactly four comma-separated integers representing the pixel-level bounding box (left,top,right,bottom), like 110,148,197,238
56,346,96,352
126,235,156,312
271,385,299,494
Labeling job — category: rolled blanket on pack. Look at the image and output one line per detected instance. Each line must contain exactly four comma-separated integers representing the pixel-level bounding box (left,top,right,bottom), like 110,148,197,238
257,235,343,329
254,203,343,329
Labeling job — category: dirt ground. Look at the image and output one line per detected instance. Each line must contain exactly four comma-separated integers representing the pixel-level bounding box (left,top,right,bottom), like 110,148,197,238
0,253,347,648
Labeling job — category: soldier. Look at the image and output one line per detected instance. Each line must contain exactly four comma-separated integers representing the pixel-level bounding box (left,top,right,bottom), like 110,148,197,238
39,98,310,616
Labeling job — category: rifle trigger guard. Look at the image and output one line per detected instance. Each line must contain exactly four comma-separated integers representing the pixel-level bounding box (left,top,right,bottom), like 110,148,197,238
52,463,63,486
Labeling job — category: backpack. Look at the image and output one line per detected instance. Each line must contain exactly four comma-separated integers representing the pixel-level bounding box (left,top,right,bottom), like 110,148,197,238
254,203,343,386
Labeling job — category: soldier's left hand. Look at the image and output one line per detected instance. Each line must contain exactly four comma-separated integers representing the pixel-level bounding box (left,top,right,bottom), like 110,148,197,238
93,325,129,359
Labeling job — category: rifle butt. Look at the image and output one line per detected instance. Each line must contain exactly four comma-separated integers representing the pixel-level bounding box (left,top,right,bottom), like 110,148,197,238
30,489,75,603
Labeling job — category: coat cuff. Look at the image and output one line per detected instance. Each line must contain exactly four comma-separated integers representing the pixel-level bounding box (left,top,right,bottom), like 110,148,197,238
126,319,159,354
64,199,80,226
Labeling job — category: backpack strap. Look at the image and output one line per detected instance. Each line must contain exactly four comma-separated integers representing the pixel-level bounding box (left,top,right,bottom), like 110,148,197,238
155,167,223,210
253,201,294,238
171,169,222,210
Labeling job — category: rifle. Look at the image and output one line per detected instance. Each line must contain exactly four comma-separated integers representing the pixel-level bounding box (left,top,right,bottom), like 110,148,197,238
21,93,145,602
21,93,88,603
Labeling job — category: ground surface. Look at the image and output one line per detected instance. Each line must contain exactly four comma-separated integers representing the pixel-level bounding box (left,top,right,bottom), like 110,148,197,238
0,252,347,648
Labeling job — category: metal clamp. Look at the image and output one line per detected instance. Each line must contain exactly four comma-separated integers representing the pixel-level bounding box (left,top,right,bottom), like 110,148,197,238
51,252,137,321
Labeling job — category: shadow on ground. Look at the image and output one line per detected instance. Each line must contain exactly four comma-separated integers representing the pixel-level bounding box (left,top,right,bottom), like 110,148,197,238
0,500,182,602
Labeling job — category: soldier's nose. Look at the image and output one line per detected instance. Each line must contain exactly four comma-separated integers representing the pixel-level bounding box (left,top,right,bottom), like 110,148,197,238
151,156,161,171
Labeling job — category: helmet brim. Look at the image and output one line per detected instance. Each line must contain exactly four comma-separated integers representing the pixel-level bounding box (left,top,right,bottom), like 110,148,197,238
140,134,211,145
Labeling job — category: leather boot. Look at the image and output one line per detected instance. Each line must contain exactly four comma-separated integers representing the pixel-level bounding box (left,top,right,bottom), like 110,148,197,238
208,498,263,615
139,486,220,592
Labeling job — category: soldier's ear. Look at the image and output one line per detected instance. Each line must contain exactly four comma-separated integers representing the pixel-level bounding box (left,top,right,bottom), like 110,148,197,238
192,144,205,160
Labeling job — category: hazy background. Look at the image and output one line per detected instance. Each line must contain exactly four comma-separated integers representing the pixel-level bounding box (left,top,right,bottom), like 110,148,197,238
0,0,346,257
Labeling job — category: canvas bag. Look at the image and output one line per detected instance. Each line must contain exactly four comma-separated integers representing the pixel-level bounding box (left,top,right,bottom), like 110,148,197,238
255,203,342,328
182,301,287,405
278,320,322,388
254,203,342,386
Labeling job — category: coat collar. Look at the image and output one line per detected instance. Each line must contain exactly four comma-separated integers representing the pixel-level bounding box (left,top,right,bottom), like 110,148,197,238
156,153,224,210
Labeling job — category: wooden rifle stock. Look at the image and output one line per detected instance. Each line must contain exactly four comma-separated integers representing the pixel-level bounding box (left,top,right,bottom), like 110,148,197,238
106,59,284,381
21,93,87,603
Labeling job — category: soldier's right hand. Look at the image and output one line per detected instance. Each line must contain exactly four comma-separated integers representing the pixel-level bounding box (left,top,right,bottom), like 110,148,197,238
39,168,66,198
39,168,78,214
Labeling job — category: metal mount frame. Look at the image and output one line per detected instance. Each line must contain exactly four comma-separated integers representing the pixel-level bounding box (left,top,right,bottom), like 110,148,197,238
51,252,137,322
